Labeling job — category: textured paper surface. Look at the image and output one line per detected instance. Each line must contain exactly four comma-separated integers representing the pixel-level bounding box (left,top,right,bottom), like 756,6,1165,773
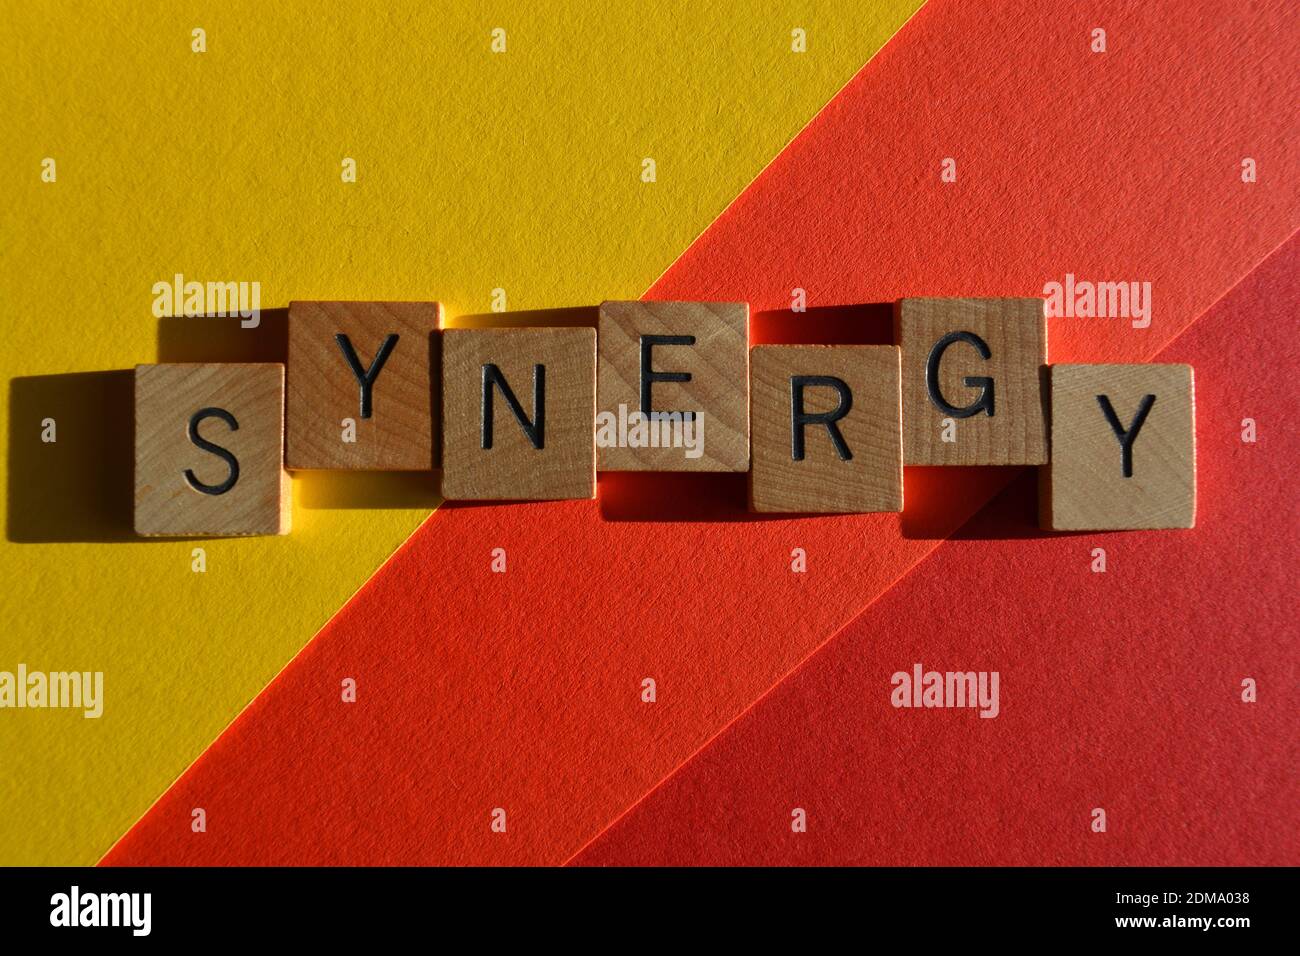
575,238,1300,865
103,0,1297,866
0,0,924,865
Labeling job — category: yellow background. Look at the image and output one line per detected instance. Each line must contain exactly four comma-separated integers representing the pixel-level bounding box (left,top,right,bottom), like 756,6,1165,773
0,0,921,864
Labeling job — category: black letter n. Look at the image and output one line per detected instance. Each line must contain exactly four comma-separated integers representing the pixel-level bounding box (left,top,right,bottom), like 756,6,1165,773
482,364,545,450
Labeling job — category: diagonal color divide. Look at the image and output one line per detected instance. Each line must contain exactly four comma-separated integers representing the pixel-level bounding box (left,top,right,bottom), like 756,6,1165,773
102,0,1298,865
574,235,1300,865
0,1,923,865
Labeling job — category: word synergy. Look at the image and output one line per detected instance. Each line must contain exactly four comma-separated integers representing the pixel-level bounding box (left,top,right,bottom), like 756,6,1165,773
131,298,1196,536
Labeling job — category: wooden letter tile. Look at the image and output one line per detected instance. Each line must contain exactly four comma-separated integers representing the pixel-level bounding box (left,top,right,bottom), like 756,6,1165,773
441,327,596,500
895,297,1047,465
1041,363,1195,530
286,300,442,470
135,363,289,536
749,345,903,514
596,300,749,471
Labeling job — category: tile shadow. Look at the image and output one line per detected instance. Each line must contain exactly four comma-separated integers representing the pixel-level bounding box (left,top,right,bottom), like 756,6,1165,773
945,468,1096,541
752,302,894,345
7,371,138,542
446,306,599,330
295,471,441,510
156,309,289,363
598,472,774,523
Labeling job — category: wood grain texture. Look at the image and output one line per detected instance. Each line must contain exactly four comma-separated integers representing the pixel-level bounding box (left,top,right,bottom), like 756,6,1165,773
1041,363,1195,530
441,327,596,500
749,345,902,514
895,297,1047,465
134,363,289,537
286,301,442,470
597,300,749,471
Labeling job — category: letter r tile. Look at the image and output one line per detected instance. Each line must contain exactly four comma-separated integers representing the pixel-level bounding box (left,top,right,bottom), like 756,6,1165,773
134,363,289,536
895,297,1047,465
749,345,903,514
286,301,443,470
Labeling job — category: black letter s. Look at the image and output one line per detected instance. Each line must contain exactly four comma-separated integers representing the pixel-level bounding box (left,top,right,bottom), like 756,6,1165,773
184,407,240,495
